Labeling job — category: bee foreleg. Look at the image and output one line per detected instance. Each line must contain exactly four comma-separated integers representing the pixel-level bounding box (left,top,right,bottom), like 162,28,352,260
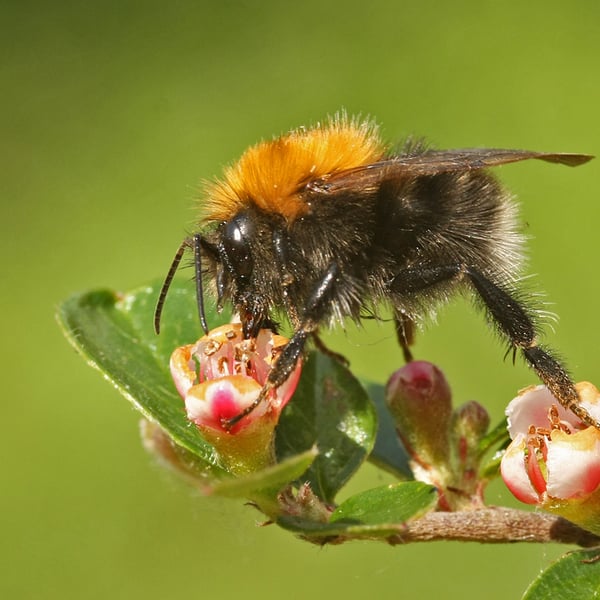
267,261,341,388
224,262,340,431
223,328,309,431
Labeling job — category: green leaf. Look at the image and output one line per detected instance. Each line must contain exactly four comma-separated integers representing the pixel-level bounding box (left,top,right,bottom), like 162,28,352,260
364,382,413,479
478,418,511,479
523,549,600,599
278,482,437,540
57,280,230,477
331,481,437,525
59,280,376,506
478,417,510,457
275,352,377,503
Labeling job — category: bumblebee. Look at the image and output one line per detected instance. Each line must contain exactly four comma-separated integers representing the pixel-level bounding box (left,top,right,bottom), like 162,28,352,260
155,115,596,429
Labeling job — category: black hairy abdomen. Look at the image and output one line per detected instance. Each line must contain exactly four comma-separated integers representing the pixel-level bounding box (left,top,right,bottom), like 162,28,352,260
375,170,521,281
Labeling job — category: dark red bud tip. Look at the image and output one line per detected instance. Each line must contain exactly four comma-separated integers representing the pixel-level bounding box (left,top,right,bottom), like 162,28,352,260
386,361,452,409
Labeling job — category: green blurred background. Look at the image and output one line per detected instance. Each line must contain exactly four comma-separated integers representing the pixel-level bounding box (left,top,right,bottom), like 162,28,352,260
3,1,599,597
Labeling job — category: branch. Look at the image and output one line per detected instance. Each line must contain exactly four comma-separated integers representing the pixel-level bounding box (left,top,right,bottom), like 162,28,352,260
389,507,600,546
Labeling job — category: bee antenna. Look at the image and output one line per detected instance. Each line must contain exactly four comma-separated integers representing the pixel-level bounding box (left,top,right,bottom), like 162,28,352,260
193,233,210,335
154,239,190,335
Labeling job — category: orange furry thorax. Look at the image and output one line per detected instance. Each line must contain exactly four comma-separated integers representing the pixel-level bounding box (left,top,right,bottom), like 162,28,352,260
203,117,385,223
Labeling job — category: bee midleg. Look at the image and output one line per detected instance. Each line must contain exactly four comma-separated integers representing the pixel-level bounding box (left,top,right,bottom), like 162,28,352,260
394,311,416,363
390,264,598,428
390,263,459,362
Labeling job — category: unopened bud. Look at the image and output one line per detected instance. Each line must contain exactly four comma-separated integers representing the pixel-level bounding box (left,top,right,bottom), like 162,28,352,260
385,361,453,476
452,401,490,464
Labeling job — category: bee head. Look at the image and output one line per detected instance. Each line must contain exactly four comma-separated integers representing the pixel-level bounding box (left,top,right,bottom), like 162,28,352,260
217,210,274,338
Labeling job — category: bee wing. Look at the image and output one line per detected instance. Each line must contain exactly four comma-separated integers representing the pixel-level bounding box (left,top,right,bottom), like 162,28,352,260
306,149,593,195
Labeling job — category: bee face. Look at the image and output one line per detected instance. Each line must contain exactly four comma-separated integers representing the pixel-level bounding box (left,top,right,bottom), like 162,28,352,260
211,209,285,338
218,212,262,336
220,212,255,288
155,114,598,430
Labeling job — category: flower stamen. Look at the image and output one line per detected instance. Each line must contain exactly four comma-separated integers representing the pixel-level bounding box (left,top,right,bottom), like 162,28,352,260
548,404,572,434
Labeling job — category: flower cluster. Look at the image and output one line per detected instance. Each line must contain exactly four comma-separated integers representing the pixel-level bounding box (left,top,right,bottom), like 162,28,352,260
385,361,490,510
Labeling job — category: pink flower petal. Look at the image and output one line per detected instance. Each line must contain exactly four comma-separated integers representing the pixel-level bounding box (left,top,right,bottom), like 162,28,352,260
170,345,197,397
503,381,600,505
185,376,265,433
506,385,578,438
546,427,600,499
500,434,541,504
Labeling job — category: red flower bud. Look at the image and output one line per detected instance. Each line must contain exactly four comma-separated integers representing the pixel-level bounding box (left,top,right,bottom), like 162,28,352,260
386,361,453,484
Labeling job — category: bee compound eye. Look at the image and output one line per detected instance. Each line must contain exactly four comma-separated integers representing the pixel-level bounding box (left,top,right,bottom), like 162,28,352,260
222,215,254,281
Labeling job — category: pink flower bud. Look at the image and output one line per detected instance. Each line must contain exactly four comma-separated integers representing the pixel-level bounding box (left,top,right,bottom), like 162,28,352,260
169,324,302,474
452,401,490,479
501,382,600,534
385,361,453,481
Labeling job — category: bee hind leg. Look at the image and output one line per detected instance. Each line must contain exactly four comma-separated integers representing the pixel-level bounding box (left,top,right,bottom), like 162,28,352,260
465,268,600,429
390,264,599,429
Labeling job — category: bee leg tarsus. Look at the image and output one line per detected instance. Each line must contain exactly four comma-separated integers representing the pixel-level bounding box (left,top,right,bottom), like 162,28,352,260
522,345,600,430
268,330,309,388
226,262,341,426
